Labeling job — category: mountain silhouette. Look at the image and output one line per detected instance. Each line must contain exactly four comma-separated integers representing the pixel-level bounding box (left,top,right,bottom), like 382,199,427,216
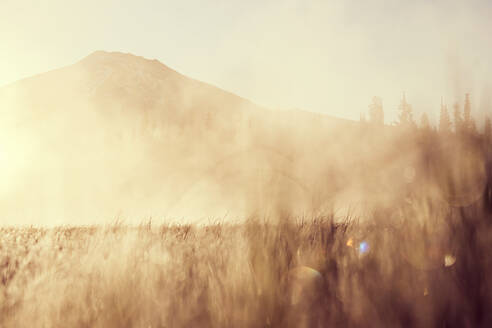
0,51,392,225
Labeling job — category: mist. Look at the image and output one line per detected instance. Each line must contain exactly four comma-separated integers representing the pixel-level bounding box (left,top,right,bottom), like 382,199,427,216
0,51,409,225
2,2,492,327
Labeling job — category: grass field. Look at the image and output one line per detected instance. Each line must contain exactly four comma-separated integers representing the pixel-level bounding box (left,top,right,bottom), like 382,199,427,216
1,202,491,327
1,130,491,327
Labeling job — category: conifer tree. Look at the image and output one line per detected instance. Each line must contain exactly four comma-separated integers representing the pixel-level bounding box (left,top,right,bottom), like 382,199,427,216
368,96,384,125
453,101,463,134
398,93,415,128
470,119,478,136
439,100,452,134
420,112,430,131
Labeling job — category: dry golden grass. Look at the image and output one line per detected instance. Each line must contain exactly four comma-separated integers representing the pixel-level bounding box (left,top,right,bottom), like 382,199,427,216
1,205,491,327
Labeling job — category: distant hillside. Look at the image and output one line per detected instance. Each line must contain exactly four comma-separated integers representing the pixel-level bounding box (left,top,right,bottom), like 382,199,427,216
0,51,406,225
1,51,359,141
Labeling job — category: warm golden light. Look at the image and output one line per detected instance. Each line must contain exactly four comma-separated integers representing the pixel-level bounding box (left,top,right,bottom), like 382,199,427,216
0,1,491,327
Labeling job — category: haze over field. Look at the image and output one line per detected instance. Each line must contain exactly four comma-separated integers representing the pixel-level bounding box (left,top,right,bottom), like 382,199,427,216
0,47,489,225
0,51,413,225
1,1,491,226
2,2,492,327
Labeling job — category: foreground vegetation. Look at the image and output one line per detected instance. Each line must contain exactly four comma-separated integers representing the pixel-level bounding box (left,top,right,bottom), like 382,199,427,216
1,202,491,327
1,100,492,327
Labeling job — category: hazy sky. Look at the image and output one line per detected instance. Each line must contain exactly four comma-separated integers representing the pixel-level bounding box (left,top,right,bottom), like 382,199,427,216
1,0,492,122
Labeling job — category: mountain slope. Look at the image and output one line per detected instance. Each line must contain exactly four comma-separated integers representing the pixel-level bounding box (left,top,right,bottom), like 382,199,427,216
1,51,358,139
0,51,397,225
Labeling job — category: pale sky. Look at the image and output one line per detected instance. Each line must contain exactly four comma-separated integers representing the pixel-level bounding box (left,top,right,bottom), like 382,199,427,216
1,0,492,123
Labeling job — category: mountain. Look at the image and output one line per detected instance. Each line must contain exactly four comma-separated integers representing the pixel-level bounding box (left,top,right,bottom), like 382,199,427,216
0,51,401,225
1,51,358,138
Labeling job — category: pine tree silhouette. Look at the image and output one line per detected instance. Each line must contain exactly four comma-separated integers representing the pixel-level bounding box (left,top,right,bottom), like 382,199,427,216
368,96,384,125
420,112,431,131
439,98,452,134
398,92,415,128
453,101,464,134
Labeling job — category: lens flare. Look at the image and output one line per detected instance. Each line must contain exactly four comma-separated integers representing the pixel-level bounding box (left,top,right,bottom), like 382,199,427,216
288,266,322,306
359,241,369,254
444,254,456,267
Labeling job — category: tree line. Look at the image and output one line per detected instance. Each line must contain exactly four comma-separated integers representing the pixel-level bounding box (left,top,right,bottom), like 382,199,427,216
360,93,492,139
